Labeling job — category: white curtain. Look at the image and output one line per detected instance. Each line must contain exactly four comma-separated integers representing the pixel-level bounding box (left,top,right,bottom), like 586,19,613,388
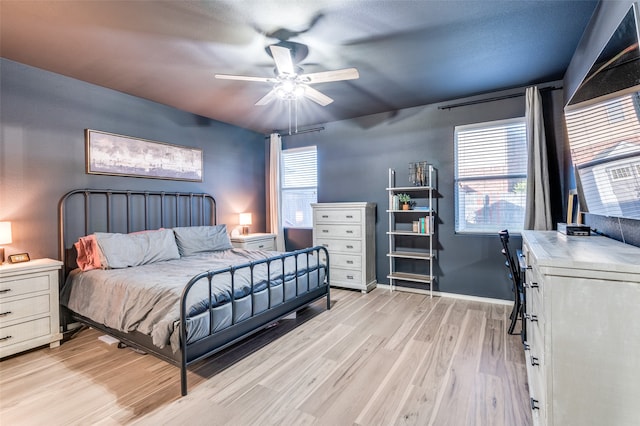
524,86,552,230
268,133,286,251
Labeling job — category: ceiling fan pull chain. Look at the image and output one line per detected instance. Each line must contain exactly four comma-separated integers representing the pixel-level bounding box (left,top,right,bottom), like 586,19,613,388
288,99,292,135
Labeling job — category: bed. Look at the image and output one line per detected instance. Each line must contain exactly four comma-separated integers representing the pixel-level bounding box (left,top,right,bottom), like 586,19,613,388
58,189,330,396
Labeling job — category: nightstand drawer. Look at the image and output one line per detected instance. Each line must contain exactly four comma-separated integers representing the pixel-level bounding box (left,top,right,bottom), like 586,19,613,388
239,239,275,250
0,294,50,326
0,274,50,299
315,224,361,239
314,209,362,224
230,234,276,251
315,238,362,254
0,317,51,349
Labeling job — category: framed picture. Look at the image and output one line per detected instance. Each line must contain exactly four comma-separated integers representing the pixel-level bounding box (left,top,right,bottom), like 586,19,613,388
85,129,203,182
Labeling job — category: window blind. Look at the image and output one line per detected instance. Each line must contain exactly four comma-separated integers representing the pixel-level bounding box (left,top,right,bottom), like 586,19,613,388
281,146,317,228
455,118,528,233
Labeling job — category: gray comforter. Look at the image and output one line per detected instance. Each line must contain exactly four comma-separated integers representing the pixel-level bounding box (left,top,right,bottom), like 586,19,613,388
61,248,323,351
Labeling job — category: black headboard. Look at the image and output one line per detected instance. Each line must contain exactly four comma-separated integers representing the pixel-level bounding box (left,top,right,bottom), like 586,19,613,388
58,189,217,276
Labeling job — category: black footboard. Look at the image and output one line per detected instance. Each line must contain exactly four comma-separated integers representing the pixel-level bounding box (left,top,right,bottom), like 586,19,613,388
179,245,330,396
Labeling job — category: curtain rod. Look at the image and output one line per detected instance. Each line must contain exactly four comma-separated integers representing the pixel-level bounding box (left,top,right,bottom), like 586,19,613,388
438,86,562,110
265,126,325,138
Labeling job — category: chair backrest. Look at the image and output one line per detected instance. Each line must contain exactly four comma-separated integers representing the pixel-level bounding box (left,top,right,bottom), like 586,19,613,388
499,229,521,289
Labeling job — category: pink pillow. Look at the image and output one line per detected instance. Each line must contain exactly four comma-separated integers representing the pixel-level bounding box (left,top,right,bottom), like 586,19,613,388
74,235,102,271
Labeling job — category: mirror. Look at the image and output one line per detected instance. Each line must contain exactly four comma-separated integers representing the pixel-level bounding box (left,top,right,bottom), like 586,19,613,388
565,5,640,220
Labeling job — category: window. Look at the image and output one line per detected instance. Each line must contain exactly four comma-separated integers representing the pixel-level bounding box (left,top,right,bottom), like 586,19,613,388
455,118,528,233
565,91,640,219
281,146,317,228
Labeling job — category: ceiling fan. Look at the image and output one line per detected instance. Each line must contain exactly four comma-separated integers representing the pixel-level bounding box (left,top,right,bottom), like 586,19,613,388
214,41,359,107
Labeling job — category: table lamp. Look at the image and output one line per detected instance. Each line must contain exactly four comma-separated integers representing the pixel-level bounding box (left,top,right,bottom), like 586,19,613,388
0,221,12,264
239,213,252,235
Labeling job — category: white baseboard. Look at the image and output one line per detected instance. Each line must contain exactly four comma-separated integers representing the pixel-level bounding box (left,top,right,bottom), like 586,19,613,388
375,283,513,306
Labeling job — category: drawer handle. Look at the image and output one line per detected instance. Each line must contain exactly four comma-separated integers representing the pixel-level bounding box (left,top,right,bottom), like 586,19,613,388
346,245,353,249
525,313,538,322
346,275,354,280
346,230,353,234
322,244,329,247
0,311,12,317
530,398,540,410
322,215,329,218
531,356,539,367
346,260,354,264
346,215,353,218
0,289,11,294
258,244,264,248
0,335,12,342
322,230,329,233
523,342,530,351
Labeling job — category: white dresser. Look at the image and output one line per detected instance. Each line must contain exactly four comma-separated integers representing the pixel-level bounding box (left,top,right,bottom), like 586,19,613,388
521,231,640,426
0,258,63,358
312,202,376,293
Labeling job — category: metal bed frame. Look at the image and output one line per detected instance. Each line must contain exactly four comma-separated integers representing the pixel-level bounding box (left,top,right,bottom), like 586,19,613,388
59,189,330,396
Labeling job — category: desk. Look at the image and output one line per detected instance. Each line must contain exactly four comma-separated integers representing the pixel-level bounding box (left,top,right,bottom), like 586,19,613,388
521,231,640,426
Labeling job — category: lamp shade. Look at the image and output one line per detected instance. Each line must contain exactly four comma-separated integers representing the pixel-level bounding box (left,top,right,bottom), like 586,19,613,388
239,213,252,226
0,222,12,245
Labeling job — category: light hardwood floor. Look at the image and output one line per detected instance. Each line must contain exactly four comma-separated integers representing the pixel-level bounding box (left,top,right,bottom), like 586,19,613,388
0,288,531,425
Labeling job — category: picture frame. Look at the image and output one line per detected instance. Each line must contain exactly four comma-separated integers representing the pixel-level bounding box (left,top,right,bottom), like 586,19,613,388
8,253,30,263
85,129,203,182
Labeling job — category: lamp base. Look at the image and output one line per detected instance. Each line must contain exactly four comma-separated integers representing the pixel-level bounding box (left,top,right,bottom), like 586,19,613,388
241,226,250,235
0,247,4,265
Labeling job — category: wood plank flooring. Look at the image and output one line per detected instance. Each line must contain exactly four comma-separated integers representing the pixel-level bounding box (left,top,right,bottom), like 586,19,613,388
0,288,531,425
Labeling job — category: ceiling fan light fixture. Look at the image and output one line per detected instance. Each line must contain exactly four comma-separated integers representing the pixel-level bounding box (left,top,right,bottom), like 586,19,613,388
275,80,304,100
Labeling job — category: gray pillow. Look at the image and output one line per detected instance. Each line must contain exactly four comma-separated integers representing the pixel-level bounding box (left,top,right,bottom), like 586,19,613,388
172,225,232,257
94,229,180,269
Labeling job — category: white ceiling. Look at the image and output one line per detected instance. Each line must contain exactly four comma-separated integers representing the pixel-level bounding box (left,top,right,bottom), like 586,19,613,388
1,1,599,134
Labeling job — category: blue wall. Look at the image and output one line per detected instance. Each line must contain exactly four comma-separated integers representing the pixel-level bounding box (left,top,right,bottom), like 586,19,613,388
0,59,266,260
282,85,567,300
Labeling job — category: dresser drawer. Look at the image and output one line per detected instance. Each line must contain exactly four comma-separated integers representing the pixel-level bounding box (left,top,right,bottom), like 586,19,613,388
315,238,362,254
315,224,361,239
0,274,50,299
0,317,51,349
331,268,362,285
331,254,362,269
0,294,50,326
314,209,362,224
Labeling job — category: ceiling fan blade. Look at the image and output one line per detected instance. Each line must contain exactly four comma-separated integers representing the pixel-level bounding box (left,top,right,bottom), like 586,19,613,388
215,74,274,83
255,89,278,106
301,68,359,84
269,45,295,76
303,86,334,106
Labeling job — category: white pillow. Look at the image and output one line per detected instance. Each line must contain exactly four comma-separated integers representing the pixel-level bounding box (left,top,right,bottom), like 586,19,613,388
172,225,232,257
94,229,180,269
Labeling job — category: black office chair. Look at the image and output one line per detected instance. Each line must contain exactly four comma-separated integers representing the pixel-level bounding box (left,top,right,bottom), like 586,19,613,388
499,229,524,335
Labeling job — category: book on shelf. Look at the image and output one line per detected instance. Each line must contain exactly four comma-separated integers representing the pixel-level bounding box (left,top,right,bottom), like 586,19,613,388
418,216,434,234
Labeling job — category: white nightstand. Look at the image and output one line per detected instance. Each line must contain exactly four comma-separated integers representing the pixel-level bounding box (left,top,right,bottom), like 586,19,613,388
230,233,277,251
0,258,63,358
